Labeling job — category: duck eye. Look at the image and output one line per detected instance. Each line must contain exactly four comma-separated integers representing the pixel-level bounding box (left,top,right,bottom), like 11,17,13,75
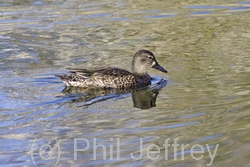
148,56,153,60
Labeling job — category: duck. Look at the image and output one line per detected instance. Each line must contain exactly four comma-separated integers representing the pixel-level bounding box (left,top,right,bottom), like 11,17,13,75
56,50,167,88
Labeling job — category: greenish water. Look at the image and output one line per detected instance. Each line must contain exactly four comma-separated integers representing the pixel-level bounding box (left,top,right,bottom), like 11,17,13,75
1,0,250,166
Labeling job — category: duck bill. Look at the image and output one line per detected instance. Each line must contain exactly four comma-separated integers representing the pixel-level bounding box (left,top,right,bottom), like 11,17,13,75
152,62,167,73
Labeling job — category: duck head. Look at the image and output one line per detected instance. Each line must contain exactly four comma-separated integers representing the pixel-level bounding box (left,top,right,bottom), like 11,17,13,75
132,50,167,75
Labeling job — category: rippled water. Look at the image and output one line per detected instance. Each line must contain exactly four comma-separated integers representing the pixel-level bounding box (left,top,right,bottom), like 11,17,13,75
1,0,250,166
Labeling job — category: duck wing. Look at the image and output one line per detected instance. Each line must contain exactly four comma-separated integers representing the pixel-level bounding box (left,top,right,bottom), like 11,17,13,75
67,67,133,78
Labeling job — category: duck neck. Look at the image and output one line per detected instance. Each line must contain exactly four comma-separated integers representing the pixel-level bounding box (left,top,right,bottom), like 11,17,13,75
132,66,148,77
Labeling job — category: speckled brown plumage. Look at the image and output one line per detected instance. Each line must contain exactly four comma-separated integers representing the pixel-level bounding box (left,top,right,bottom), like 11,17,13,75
56,50,167,88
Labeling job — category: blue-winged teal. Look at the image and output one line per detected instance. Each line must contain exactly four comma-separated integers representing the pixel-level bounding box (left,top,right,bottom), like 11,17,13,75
56,50,167,88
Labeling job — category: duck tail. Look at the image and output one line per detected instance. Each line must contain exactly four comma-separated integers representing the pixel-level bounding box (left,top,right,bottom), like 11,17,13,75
55,74,66,80
55,74,72,86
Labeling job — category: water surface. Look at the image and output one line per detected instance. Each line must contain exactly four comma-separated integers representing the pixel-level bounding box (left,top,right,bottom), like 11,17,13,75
1,0,250,166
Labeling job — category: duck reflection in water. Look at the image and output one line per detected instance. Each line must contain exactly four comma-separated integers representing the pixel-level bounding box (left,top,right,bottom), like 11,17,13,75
61,78,167,109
